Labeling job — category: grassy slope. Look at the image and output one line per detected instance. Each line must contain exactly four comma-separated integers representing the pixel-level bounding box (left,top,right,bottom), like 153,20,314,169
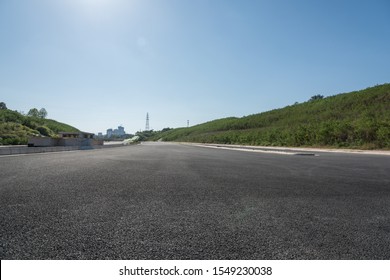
0,110,79,145
153,84,390,149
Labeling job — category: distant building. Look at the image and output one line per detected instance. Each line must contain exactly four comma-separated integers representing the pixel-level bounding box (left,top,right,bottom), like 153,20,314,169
106,126,126,138
117,126,125,136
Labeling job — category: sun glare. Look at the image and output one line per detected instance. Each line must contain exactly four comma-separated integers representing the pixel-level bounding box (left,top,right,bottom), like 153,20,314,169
71,0,131,22
82,0,111,9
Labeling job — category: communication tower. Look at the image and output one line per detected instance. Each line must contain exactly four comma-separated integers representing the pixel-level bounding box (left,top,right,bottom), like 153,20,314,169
145,112,150,131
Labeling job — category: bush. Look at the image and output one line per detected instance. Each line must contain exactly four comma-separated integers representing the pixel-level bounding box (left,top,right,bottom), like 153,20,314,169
36,126,53,137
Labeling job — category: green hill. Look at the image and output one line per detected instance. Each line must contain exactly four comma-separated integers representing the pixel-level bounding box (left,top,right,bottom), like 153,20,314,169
0,109,79,145
153,84,390,149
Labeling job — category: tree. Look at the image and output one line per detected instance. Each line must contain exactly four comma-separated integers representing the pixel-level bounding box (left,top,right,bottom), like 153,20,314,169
309,95,324,101
0,102,7,110
27,108,47,118
27,108,39,117
38,108,48,119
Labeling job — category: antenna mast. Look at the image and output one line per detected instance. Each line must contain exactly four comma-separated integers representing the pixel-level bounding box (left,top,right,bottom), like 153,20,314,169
145,112,150,131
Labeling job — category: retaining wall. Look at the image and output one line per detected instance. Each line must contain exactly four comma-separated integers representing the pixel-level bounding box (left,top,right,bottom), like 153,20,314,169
0,143,124,156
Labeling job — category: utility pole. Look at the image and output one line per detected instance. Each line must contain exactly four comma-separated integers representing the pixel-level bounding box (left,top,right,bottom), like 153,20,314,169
187,120,189,127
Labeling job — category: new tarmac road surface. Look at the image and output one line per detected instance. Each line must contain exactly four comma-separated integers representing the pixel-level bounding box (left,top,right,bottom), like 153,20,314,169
1,142,389,259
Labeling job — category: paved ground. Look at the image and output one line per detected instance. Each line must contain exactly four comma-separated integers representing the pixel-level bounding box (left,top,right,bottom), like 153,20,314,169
1,142,389,259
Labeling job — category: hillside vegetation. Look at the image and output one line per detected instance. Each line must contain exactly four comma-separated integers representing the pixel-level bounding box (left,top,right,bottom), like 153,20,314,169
0,109,79,145
153,84,390,149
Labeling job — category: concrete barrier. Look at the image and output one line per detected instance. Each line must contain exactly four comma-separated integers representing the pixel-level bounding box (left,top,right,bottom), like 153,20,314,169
0,144,125,156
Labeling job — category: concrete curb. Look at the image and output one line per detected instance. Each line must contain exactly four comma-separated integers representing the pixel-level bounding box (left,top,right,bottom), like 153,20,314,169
188,143,317,156
179,142,390,156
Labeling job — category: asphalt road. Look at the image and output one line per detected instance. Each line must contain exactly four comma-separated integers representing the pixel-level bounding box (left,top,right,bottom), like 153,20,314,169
1,142,390,259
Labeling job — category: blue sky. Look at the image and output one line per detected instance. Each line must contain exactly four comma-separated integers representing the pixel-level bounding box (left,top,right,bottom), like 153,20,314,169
1,0,389,134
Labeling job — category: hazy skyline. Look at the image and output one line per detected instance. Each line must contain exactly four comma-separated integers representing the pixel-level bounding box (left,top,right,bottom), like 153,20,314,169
1,0,389,134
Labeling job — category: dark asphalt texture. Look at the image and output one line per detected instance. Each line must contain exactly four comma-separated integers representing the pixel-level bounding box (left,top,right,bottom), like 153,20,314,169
1,142,390,259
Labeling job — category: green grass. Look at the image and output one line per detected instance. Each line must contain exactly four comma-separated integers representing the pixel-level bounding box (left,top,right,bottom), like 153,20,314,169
0,109,79,145
151,83,390,149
